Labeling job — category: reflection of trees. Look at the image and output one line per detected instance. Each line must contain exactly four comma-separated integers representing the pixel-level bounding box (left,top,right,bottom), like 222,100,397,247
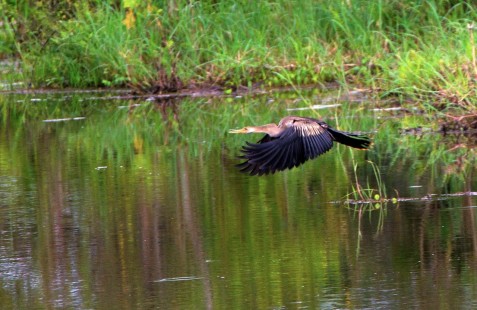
32,127,86,308
338,128,477,307
349,176,477,308
4,93,477,308
133,147,213,309
0,103,215,308
448,175,477,274
176,151,212,309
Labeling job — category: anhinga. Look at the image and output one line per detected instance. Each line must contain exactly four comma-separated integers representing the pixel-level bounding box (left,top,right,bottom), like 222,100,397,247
229,116,372,176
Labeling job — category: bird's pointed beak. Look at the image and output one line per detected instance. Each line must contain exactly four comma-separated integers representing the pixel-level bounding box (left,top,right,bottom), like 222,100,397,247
229,128,248,134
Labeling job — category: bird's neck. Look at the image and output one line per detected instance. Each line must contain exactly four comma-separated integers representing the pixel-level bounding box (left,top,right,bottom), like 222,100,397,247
255,124,281,137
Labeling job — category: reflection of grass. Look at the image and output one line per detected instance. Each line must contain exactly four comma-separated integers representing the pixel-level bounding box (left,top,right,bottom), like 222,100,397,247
4,90,477,194
342,160,398,240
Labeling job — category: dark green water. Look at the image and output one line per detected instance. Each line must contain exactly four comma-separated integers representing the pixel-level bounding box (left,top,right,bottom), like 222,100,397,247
1,90,477,309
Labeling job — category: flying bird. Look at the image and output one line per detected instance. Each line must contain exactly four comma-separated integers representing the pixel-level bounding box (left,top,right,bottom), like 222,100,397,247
229,116,371,176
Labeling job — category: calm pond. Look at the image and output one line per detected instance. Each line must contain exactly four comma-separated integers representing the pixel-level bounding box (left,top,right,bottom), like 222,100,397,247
1,88,477,309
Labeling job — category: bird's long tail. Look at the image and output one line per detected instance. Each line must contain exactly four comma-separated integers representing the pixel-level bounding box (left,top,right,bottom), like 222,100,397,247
327,127,372,149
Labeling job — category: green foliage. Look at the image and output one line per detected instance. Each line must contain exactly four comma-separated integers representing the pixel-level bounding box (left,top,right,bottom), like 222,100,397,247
1,0,477,107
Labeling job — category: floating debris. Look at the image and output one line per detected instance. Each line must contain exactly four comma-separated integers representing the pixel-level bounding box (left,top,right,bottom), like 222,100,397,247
118,103,142,108
0,82,25,91
372,107,407,112
287,103,341,111
43,117,86,122
155,276,203,283
333,191,477,205
95,166,108,170
441,191,477,197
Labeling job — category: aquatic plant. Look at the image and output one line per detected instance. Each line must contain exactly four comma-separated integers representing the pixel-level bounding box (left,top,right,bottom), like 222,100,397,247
344,159,398,210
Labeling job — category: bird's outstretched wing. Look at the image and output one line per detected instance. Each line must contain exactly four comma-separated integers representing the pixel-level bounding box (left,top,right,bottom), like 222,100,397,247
237,121,334,175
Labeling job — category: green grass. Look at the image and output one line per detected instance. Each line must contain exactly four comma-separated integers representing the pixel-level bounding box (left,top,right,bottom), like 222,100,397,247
2,1,477,109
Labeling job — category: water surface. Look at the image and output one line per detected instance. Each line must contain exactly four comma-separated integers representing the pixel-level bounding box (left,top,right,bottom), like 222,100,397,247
1,89,477,309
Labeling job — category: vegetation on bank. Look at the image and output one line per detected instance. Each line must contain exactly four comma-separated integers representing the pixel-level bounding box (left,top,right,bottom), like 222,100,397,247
1,1,477,108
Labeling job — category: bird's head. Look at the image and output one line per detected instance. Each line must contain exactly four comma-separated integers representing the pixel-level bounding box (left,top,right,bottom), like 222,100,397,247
229,123,280,136
229,127,256,134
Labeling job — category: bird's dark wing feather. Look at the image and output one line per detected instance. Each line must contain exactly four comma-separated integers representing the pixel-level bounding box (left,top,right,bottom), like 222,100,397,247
237,121,334,175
